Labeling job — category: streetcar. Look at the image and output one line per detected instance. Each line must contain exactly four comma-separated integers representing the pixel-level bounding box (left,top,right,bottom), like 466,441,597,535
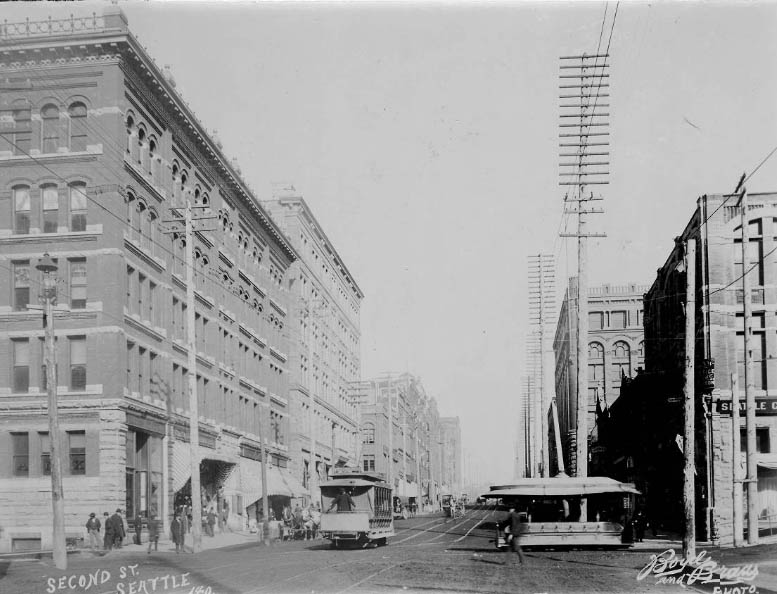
482,475,640,549
319,468,394,548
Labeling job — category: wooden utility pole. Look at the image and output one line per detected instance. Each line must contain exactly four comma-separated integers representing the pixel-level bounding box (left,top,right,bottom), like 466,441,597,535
257,401,270,545
559,53,609,520
683,238,696,559
551,399,566,475
736,181,759,545
163,194,216,554
36,254,66,569
731,372,743,547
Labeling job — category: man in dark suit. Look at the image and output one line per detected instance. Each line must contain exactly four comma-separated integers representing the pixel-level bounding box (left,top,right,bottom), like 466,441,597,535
109,509,126,549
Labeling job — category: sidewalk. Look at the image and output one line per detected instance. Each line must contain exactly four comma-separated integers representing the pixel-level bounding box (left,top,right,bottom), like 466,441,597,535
77,529,262,557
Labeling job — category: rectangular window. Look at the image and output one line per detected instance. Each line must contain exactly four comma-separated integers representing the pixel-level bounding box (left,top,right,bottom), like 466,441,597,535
611,311,627,329
42,186,59,233
12,432,29,477
70,185,87,232
13,261,31,311
40,432,51,476
13,187,30,234
149,281,157,326
740,427,770,454
70,258,87,309
68,431,86,475
126,342,135,393
138,273,146,320
69,336,87,390
126,266,134,312
13,338,30,393
138,346,147,395
362,455,375,472
588,312,603,330
13,107,31,156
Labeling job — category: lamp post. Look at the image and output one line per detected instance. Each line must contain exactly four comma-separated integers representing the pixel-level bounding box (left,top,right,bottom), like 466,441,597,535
37,254,66,569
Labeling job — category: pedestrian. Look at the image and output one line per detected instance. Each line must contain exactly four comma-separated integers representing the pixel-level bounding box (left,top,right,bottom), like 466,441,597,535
633,509,646,543
206,507,216,537
102,512,113,551
110,509,126,549
147,514,159,553
327,488,355,513
85,512,101,551
171,513,185,554
222,500,231,532
134,513,143,546
508,508,526,564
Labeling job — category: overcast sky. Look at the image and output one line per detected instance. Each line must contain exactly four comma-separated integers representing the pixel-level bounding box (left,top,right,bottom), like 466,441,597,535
8,0,777,485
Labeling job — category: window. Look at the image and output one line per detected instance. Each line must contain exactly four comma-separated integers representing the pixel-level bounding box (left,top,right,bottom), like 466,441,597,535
70,336,87,390
70,259,87,309
68,102,87,151
362,424,375,444
13,186,31,234
68,431,86,475
740,427,771,454
588,312,603,330
12,433,29,477
12,103,31,155
13,261,31,311
362,454,376,472
40,432,51,475
611,311,627,329
69,184,87,231
149,281,157,326
612,340,631,380
41,104,60,153
42,185,59,232
13,339,30,393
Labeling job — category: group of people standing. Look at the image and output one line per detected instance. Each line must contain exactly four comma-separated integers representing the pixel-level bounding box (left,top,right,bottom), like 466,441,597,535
85,509,131,552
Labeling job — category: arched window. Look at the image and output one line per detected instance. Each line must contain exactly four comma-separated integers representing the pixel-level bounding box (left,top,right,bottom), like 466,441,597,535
148,137,158,183
148,208,158,257
13,185,31,234
612,341,631,380
70,183,87,232
41,184,59,233
126,114,135,154
12,103,31,155
588,342,604,360
68,102,87,151
362,424,375,444
588,341,604,383
138,200,149,248
41,104,60,153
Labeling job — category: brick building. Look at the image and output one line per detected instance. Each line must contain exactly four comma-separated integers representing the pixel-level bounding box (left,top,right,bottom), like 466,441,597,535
357,374,443,506
263,190,362,500
0,7,300,552
608,192,777,545
439,417,462,496
552,279,647,476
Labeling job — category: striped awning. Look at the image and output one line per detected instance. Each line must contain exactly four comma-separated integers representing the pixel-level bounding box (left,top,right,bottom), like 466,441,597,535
172,441,192,493
278,467,309,498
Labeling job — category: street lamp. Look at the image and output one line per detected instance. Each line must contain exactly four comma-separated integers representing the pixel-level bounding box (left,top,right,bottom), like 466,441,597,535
37,254,66,569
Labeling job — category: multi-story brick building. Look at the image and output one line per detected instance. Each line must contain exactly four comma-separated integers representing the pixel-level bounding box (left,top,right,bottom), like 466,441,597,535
607,192,777,545
0,7,300,552
263,189,362,499
439,417,462,495
358,374,443,507
552,279,647,475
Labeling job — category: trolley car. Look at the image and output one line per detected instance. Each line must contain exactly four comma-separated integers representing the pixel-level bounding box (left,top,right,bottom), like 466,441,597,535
483,475,640,549
319,469,394,548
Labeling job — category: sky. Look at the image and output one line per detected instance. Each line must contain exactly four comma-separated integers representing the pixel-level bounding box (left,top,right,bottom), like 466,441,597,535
7,0,777,486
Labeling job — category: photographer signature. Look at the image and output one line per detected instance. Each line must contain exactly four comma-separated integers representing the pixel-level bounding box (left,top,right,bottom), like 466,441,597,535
637,548,759,589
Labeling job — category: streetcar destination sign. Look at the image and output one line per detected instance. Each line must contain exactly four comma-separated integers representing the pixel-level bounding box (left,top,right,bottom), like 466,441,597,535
716,398,777,416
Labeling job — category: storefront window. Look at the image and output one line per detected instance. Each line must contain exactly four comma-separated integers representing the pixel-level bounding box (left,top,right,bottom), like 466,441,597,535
125,429,163,521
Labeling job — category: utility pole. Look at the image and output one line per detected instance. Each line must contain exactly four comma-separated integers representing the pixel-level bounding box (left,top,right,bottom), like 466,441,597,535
387,386,394,491
163,192,216,554
551,398,566,475
257,402,270,545
559,53,609,520
35,254,66,569
731,372,743,547
402,397,408,497
735,178,759,545
683,238,696,559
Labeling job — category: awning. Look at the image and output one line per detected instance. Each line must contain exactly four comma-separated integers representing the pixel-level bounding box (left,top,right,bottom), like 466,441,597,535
757,454,777,470
278,468,309,497
483,476,640,498
172,441,192,493
240,458,264,499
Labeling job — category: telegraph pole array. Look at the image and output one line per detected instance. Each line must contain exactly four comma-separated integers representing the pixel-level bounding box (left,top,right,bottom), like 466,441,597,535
558,53,609,520
162,195,217,554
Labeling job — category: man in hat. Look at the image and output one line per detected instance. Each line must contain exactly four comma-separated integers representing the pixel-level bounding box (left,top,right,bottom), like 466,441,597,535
109,509,126,549
85,512,101,551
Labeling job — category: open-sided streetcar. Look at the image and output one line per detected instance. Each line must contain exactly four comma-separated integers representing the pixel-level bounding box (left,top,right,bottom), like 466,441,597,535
319,468,394,548
482,475,640,549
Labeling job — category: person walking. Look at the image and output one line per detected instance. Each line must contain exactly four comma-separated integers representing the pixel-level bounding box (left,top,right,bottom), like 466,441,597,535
206,507,216,537
508,508,526,564
222,500,231,533
147,514,159,553
171,513,185,553
85,513,101,551
134,513,143,546
102,512,113,551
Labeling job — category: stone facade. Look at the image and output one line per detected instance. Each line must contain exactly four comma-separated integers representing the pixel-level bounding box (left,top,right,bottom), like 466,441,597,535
552,279,648,475
263,192,362,500
0,7,298,552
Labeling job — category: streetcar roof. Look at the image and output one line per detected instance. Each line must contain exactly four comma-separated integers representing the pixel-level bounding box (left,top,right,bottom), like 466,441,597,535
483,476,640,497
320,478,387,489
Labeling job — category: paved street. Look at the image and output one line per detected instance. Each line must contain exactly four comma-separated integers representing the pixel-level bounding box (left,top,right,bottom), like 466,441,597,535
5,505,775,594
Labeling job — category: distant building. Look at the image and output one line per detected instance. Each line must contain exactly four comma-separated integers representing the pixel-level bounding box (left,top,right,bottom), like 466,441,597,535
606,192,777,545
552,279,648,476
357,374,442,505
0,8,298,552
263,191,363,500
440,417,462,495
